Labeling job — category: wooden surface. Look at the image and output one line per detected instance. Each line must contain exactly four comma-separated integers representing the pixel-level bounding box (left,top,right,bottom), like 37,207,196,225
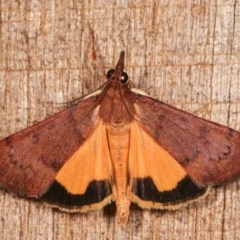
0,1,240,239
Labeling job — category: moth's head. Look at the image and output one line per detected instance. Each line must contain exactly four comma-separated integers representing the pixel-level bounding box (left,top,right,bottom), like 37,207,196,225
106,69,129,84
106,51,129,85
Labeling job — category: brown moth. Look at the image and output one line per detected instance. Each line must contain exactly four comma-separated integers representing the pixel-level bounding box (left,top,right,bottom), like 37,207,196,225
0,51,240,225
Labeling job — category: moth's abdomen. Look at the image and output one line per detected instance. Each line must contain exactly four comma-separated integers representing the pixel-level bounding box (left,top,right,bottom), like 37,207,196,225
106,123,131,225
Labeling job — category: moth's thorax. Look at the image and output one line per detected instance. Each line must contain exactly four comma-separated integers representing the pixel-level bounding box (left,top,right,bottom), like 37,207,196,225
99,82,132,124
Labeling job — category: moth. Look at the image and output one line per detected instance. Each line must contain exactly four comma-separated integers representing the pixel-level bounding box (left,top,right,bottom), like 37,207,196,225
0,51,240,225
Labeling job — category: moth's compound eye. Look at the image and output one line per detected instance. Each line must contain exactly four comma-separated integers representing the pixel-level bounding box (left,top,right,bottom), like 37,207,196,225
120,72,128,84
106,69,115,79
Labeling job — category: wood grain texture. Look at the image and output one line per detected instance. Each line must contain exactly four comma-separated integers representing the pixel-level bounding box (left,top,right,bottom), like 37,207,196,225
0,0,240,239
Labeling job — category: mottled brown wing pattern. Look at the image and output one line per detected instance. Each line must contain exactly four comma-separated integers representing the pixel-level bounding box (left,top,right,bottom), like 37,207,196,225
41,119,113,211
0,96,100,197
127,92,240,185
127,120,208,209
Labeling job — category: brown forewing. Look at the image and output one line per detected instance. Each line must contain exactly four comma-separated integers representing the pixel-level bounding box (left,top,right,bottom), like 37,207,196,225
126,92,240,185
0,95,100,197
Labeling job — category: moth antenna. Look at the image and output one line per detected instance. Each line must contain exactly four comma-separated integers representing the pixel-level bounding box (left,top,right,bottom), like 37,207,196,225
88,25,108,82
66,79,111,106
118,81,137,121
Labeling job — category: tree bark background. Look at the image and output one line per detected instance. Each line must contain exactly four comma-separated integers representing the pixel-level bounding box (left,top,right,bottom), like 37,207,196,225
0,1,240,239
